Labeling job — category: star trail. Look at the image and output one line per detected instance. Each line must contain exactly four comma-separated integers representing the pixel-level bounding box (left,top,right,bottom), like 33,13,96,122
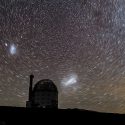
0,0,125,113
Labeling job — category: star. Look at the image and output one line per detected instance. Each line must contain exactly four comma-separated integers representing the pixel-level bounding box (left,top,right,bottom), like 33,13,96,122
5,43,8,47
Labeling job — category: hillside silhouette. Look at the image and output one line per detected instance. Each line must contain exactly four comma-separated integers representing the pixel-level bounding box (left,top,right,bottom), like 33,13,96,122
0,106,124,125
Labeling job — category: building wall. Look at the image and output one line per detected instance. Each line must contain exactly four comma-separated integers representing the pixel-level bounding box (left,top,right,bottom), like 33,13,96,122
32,91,58,107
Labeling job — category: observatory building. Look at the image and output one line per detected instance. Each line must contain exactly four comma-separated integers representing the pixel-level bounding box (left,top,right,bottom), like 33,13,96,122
26,75,58,108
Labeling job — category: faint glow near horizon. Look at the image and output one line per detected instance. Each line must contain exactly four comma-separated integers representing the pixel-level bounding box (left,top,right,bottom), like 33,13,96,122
61,73,78,87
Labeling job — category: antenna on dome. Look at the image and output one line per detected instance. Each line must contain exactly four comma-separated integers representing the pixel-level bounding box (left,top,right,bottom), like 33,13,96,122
29,74,34,101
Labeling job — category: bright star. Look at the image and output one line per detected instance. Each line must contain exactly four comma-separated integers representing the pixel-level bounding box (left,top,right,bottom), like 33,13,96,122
5,43,8,47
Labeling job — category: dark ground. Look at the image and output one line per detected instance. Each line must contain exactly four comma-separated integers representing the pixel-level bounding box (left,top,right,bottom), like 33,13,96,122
0,107,125,125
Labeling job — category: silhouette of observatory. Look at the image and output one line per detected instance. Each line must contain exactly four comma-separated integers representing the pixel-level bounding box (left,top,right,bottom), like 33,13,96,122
26,75,58,108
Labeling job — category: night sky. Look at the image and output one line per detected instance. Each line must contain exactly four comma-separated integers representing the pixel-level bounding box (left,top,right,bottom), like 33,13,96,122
1,0,125,113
